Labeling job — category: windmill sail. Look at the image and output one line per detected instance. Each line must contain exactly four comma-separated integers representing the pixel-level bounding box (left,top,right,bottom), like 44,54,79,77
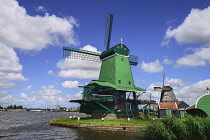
104,13,113,50
63,46,101,62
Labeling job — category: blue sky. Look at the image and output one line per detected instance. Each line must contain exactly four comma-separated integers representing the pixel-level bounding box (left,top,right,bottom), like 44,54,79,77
1,0,210,108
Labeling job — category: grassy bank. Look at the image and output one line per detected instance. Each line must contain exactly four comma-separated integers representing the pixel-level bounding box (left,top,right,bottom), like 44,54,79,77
51,116,210,140
51,116,158,126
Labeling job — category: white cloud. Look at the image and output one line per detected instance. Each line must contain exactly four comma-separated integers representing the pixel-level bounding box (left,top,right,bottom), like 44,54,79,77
176,46,210,67
56,45,101,79
56,59,100,70
0,0,80,88
66,91,83,100
174,79,210,105
176,54,206,67
0,43,22,73
140,60,163,73
162,6,210,67
164,78,185,86
0,0,79,51
163,58,173,64
25,85,32,91
73,91,82,99
36,6,47,12
58,69,100,79
0,81,17,89
62,80,80,88
163,6,210,45
47,70,55,76
0,84,76,108
0,43,28,88
31,85,62,103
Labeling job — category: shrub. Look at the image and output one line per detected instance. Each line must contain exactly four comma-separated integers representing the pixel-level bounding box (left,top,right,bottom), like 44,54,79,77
143,122,175,140
161,116,187,140
202,118,210,140
184,116,205,140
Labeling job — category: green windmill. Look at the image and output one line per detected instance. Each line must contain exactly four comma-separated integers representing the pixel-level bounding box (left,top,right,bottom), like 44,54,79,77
63,14,146,119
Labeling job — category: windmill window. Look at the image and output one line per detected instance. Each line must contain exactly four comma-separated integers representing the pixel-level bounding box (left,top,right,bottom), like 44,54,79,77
118,80,121,84
128,81,131,85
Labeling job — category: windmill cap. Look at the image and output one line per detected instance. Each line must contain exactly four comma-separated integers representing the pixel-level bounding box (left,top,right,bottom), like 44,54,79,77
163,86,173,90
100,44,130,59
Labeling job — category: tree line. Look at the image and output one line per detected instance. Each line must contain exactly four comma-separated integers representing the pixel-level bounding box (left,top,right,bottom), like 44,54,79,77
0,105,23,109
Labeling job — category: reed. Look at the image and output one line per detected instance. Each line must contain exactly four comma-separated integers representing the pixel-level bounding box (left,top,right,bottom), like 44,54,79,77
143,116,210,140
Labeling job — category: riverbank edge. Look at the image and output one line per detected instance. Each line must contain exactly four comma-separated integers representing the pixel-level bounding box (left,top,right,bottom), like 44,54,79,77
50,121,145,132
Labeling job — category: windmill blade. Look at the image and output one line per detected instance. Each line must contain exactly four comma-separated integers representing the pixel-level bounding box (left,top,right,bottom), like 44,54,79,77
104,13,113,50
154,87,162,91
129,55,138,66
63,46,101,62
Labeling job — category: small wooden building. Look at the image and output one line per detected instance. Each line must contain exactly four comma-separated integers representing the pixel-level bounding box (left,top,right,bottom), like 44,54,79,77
158,101,189,118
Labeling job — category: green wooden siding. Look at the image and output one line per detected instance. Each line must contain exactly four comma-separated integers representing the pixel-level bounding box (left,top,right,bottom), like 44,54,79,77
99,56,115,85
196,94,210,117
98,54,144,91
115,55,134,88
180,111,185,119
166,110,172,117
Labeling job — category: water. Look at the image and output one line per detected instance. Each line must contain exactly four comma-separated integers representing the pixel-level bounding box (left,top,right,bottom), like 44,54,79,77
0,111,144,140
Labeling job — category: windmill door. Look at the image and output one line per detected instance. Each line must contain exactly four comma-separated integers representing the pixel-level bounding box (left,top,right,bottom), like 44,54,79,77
126,103,131,110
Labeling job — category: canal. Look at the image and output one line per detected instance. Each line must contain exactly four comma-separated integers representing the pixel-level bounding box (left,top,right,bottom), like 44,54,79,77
0,111,144,140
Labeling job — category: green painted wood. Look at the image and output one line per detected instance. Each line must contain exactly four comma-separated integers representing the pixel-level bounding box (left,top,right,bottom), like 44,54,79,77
166,110,172,117
95,101,112,112
100,44,129,60
196,94,210,117
98,49,144,91
180,111,185,119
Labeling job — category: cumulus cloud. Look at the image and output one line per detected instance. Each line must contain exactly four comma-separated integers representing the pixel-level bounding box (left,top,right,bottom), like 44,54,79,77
66,91,83,100
162,6,210,67
56,45,101,79
0,0,79,51
175,46,210,67
163,58,173,64
62,80,80,88
0,0,80,88
174,79,210,105
0,43,28,88
163,6,210,45
140,60,163,73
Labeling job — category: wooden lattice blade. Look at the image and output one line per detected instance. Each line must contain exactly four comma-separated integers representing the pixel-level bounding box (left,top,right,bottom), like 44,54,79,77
63,46,101,62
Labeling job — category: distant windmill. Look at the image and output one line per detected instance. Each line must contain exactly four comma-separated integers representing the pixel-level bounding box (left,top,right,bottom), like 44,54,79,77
203,84,210,94
154,73,177,102
54,102,61,111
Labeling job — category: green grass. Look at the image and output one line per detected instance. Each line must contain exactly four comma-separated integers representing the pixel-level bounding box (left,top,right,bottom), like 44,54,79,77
51,116,160,126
